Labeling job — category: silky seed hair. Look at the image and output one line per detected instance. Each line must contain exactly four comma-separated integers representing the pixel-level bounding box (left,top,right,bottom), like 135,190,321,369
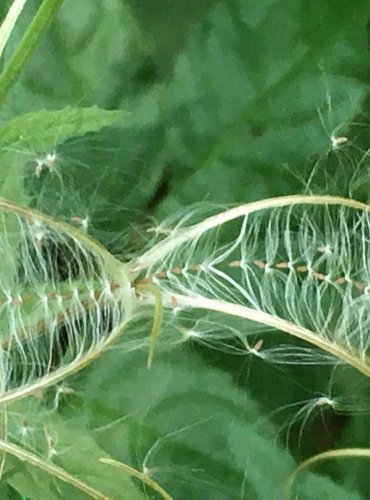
1,194,370,406
132,196,370,376
0,198,134,404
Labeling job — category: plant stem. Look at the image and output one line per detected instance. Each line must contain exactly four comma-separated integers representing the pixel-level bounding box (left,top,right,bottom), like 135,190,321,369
287,448,370,499
0,0,29,61
132,194,370,273
135,282,164,369
0,0,64,107
0,438,109,499
100,458,173,500
158,292,370,380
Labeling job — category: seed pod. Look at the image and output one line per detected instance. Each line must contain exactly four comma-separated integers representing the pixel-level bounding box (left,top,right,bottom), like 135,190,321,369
0,198,134,404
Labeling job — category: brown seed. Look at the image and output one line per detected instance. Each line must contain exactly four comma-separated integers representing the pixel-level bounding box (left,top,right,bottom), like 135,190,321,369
254,260,266,269
229,260,241,268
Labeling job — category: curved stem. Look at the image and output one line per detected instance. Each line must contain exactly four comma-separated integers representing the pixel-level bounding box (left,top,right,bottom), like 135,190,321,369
287,448,370,499
0,0,64,106
0,196,129,279
0,438,109,499
132,194,370,273
161,293,370,379
100,458,173,500
0,314,131,405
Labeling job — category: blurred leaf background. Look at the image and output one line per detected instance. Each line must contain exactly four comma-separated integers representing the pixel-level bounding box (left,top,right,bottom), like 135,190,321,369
1,0,370,498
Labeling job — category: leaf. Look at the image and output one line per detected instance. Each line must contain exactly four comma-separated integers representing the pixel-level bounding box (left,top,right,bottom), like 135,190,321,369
125,0,219,77
0,481,22,500
4,399,145,499
29,123,167,249
0,106,127,151
0,106,126,287
0,1,168,242
1,0,150,113
151,0,370,214
228,424,361,500
0,0,167,239
0,105,127,206
70,343,363,499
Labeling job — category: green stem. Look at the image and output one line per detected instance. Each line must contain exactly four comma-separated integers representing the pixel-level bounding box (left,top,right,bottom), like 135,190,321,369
0,438,108,499
100,458,173,500
0,0,64,107
135,282,164,369
286,448,370,499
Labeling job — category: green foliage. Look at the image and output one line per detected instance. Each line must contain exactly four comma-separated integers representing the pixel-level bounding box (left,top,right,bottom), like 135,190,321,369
6,399,144,499
0,0,370,499
0,105,126,291
0,105,126,203
58,346,362,500
0,107,126,150
2,0,149,113
149,0,370,214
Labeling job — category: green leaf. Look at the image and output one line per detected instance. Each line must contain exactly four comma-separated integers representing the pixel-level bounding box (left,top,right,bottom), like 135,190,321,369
0,2,167,241
2,0,150,113
152,0,370,214
228,424,361,500
0,106,126,286
125,0,219,77
0,106,127,151
5,399,145,500
0,481,22,500
0,105,127,204
70,343,363,499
